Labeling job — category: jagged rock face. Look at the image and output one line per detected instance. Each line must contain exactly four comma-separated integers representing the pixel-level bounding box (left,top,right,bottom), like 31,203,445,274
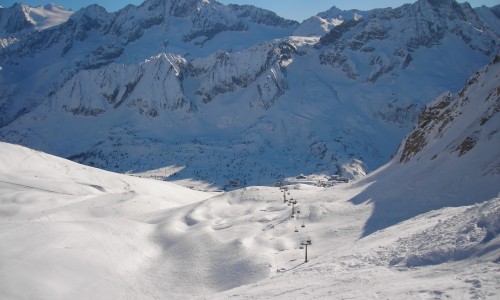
57,54,191,116
0,4,34,35
398,55,500,164
317,0,499,84
294,6,364,37
229,4,298,27
0,0,499,186
398,92,454,163
191,41,294,107
0,0,298,132
1,0,297,60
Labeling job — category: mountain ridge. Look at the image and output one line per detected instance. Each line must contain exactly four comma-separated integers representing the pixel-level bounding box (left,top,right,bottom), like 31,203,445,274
0,3,73,38
352,54,500,235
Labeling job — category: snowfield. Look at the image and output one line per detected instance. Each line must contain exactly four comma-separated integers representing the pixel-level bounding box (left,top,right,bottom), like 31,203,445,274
0,142,213,299
0,141,498,299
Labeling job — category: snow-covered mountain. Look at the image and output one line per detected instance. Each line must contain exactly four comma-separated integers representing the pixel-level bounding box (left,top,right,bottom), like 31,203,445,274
293,6,365,37
0,3,73,38
1,54,499,299
0,0,297,128
475,4,500,35
351,54,500,235
0,0,499,188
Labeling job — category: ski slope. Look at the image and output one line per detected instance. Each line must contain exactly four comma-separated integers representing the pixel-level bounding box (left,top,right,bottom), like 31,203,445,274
0,142,213,299
1,141,498,299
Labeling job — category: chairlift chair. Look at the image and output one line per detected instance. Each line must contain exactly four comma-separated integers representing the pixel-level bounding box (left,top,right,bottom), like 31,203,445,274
294,227,298,232
301,223,305,228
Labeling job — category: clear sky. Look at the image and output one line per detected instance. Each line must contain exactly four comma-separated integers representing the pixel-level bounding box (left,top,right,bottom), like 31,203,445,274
2,0,499,21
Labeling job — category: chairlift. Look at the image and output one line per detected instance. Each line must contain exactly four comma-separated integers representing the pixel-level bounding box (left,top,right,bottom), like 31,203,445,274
294,227,298,232
299,245,304,249
297,210,301,214
301,223,305,228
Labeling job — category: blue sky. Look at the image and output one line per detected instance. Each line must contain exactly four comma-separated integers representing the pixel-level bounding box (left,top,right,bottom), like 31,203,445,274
2,0,499,21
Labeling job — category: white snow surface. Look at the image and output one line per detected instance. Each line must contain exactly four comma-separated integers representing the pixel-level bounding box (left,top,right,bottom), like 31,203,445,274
0,141,213,299
27,3,74,31
0,3,73,38
0,141,498,299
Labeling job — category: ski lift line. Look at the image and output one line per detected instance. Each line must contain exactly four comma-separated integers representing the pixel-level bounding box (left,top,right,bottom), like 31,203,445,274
300,239,312,263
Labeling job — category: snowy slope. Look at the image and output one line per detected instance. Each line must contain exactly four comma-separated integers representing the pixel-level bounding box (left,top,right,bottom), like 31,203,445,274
475,4,500,35
1,141,498,299
0,141,213,299
25,3,73,31
212,197,499,299
350,54,500,236
210,56,500,299
0,3,73,38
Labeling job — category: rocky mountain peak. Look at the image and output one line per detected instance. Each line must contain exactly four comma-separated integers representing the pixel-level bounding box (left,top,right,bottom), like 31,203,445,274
227,4,298,28
0,3,73,38
410,0,468,21
398,54,500,164
168,0,206,17
0,3,34,36
68,4,111,27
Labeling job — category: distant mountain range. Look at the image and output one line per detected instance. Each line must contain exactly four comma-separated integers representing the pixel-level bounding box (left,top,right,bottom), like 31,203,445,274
1,0,499,187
